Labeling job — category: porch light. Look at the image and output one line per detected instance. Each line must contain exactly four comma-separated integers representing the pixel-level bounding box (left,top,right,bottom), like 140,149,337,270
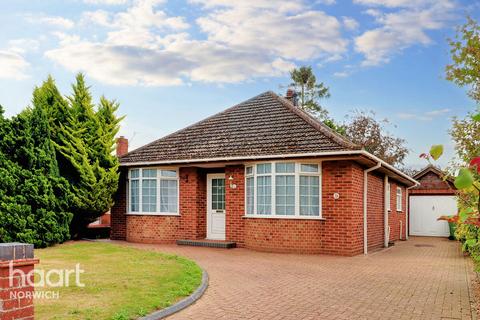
228,175,236,189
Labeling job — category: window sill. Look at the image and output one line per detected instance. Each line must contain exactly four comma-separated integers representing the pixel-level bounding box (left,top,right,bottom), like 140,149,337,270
127,212,180,217
243,215,325,221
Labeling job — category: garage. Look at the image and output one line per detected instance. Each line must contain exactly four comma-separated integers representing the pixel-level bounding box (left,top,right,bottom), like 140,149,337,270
409,165,457,237
409,195,457,236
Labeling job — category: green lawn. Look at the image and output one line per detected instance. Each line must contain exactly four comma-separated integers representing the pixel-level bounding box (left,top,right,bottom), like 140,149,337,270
34,242,202,320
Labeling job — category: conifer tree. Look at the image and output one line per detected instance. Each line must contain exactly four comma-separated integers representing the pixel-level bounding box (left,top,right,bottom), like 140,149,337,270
0,91,73,247
53,74,123,237
0,74,123,244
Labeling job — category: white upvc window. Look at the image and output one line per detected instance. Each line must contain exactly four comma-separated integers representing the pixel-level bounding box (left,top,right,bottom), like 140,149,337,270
386,182,391,212
127,168,179,215
245,162,322,218
396,187,403,212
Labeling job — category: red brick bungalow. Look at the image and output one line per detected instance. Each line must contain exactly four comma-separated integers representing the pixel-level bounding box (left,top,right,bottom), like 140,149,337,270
111,92,418,256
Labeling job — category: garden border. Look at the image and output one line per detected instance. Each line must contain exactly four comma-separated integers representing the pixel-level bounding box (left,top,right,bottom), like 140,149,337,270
138,269,209,320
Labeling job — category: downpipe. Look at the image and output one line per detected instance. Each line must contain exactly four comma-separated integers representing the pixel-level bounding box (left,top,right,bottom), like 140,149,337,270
384,175,389,248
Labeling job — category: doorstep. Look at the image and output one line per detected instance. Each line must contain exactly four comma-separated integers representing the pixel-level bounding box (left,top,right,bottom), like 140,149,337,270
176,239,237,249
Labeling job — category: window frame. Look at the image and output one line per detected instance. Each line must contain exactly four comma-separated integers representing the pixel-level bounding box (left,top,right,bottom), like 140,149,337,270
396,186,403,212
244,161,323,220
127,167,180,216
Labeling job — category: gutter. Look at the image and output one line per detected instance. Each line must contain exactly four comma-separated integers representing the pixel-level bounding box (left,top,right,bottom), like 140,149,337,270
120,150,418,186
364,162,382,255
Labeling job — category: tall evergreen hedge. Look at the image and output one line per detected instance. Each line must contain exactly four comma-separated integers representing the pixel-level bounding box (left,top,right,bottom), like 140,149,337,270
0,74,123,246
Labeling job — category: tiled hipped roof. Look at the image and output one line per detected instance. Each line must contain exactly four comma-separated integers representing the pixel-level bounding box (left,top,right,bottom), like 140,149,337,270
120,91,359,164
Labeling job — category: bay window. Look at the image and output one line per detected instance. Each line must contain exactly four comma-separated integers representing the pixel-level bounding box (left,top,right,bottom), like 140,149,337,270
128,168,179,215
245,162,322,218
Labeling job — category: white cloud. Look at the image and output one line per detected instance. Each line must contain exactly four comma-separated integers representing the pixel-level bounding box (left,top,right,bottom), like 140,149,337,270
47,0,348,86
354,0,440,8
84,0,129,4
342,16,359,30
189,0,305,13
25,14,75,29
82,0,189,31
81,10,112,27
396,108,451,121
363,8,382,17
194,1,347,61
354,0,454,66
333,71,350,78
0,50,29,80
46,41,189,86
424,108,451,116
7,39,40,54
316,0,336,5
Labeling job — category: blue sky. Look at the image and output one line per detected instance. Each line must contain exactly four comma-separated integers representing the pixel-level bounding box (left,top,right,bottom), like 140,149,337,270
0,0,478,169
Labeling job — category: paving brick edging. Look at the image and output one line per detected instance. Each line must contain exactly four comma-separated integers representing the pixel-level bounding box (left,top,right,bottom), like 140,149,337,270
138,269,209,320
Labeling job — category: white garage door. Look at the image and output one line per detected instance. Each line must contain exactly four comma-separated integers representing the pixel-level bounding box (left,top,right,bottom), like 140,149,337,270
409,195,457,237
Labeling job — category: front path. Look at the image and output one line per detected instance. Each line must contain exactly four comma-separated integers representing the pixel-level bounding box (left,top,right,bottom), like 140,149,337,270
119,237,475,320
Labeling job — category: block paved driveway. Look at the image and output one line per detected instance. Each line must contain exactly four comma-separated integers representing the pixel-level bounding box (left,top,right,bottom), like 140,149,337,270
122,237,475,320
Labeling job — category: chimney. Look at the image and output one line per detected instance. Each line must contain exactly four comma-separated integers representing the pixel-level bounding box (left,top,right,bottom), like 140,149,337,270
285,88,298,106
116,136,128,157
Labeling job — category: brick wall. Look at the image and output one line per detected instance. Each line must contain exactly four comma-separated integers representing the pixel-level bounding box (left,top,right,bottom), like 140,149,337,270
111,168,127,240
178,167,205,240
388,181,407,241
110,159,410,255
320,161,364,255
126,215,180,243
410,171,455,195
244,218,324,253
225,166,245,246
367,172,385,251
0,244,38,320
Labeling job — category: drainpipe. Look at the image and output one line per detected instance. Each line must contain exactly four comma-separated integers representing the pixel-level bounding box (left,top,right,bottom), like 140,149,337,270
384,175,389,248
364,162,382,255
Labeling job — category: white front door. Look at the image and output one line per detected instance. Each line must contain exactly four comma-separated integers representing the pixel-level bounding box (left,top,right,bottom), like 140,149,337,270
207,174,226,240
409,195,457,237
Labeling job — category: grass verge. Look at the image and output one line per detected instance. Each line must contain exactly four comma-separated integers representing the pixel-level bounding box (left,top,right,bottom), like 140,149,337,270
34,242,202,320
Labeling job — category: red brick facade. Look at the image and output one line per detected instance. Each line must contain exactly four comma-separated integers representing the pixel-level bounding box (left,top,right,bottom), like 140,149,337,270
111,169,127,240
0,253,38,320
410,171,455,195
367,172,386,251
111,159,409,256
225,166,245,246
388,181,407,241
